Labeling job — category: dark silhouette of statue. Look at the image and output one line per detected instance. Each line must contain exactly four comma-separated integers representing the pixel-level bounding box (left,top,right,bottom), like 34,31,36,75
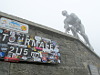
62,10,93,50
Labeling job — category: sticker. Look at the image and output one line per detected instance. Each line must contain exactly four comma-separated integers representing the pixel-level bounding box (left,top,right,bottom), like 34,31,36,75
12,53,18,58
42,57,47,62
0,52,5,57
9,36,16,42
11,21,19,26
0,29,3,33
48,55,55,60
22,56,27,60
9,31,16,42
43,48,51,53
35,36,41,41
4,30,9,33
35,47,43,51
0,17,29,33
21,25,27,31
1,19,7,25
1,48,7,52
34,57,41,62
27,45,31,48
0,44,8,47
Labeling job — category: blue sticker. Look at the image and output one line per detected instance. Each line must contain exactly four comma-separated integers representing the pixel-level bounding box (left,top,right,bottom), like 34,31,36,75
10,21,20,26
0,29,3,33
0,52,5,57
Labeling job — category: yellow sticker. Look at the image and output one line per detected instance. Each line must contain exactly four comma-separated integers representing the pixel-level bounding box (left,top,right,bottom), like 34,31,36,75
28,45,31,48
21,25,27,31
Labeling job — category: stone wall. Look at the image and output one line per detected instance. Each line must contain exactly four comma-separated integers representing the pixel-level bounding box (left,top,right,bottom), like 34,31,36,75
0,11,100,75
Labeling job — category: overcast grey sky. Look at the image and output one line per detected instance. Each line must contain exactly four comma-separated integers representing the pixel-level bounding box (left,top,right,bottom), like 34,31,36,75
0,0,100,56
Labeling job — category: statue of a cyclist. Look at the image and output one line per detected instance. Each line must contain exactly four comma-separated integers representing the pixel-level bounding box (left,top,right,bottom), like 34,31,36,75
62,10,93,50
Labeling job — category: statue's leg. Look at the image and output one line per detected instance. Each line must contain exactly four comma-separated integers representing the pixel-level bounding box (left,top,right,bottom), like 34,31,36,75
79,32,94,50
64,24,70,33
78,24,90,45
70,26,79,39
78,25,93,50
80,32,90,44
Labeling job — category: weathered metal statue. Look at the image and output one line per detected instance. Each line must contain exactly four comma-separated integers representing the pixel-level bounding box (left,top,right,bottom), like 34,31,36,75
62,10,93,50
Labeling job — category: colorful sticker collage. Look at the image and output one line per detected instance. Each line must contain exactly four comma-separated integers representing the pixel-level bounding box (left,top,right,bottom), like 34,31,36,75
0,28,61,64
